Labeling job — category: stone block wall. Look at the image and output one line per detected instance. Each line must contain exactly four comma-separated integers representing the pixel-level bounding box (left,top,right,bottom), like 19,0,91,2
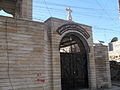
21,0,32,20
0,16,48,90
94,44,111,89
0,16,112,90
0,0,32,20
45,17,97,90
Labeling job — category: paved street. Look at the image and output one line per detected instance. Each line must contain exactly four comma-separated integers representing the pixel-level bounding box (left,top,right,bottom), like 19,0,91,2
98,86,120,90
69,84,120,90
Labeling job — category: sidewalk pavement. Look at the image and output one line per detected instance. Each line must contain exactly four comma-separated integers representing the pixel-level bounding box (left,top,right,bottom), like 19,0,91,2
98,86,120,90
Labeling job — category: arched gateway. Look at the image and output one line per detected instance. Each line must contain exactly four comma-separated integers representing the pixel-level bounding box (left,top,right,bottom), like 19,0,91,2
0,0,112,89
0,16,111,90
57,24,90,90
60,33,89,90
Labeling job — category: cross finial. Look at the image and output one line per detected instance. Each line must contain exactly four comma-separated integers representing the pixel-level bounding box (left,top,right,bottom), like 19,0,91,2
66,8,72,21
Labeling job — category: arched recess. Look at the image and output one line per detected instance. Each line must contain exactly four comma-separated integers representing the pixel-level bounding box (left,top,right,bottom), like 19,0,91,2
59,32,90,53
59,31,90,90
57,23,90,53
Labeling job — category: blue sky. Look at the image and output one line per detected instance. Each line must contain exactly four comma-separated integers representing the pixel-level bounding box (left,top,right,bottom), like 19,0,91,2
33,0,120,43
0,0,120,43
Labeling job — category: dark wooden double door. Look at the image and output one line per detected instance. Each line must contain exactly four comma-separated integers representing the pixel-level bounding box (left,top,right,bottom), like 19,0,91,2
60,53,88,90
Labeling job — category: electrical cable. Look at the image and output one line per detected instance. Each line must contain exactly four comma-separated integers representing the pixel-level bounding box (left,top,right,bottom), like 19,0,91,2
34,1,118,11
95,0,119,26
0,0,119,43
43,0,52,17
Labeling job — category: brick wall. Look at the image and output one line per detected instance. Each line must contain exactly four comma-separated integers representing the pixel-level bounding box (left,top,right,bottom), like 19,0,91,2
21,0,32,20
94,44,111,89
0,16,112,90
45,17,97,90
0,16,46,90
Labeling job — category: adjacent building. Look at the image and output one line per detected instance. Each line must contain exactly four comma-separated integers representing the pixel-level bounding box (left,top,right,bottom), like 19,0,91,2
109,41,120,62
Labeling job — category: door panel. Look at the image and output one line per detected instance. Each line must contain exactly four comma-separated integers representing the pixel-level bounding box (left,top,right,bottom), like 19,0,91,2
61,53,73,90
60,53,88,90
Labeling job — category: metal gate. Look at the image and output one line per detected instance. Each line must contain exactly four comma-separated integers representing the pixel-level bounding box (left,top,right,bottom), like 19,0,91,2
60,52,88,90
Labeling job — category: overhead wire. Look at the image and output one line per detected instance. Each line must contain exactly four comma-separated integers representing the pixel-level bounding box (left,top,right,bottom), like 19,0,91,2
33,2,119,26
43,0,52,17
33,6,117,15
95,0,119,25
93,26,120,32
33,6,117,21
94,0,109,42
1,0,118,43
95,0,120,41
34,1,118,11
32,2,120,34
94,0,108,26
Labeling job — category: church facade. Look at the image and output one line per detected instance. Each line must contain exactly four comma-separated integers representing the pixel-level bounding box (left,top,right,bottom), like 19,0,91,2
0,0,111,90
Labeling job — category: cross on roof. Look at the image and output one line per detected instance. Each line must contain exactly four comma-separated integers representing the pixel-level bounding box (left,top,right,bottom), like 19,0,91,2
66,8,72,21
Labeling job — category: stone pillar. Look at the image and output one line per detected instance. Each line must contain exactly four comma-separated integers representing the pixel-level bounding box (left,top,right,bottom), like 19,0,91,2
21,0,32,20
0,0,32,20
88,47,97,90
